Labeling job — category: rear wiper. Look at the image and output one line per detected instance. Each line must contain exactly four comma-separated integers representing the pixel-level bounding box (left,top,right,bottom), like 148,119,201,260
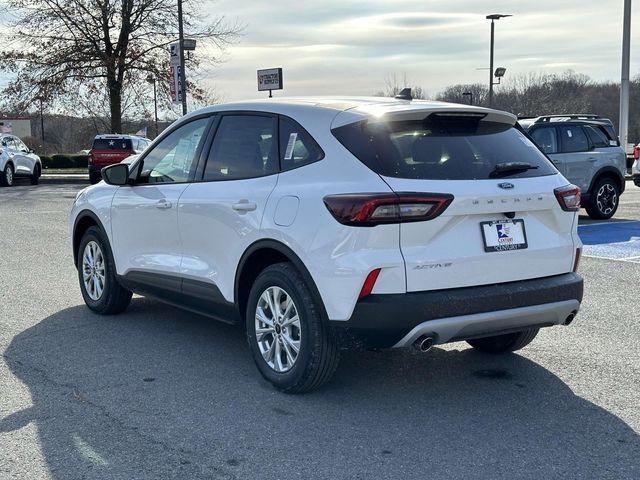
489,162,539,178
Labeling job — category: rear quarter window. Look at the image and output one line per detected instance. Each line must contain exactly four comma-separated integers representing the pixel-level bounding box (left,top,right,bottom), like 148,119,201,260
332,114,557,180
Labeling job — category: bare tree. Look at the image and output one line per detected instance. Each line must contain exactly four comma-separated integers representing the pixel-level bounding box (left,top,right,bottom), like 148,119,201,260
375,73,427,100
437,83,487,106
0,0,241,133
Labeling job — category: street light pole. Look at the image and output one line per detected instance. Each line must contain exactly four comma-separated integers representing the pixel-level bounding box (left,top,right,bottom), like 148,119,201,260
177,0,187,115
486,14,512,107
489,19,495,106
619,0,632,149
146,74,159,137
39,97,45,155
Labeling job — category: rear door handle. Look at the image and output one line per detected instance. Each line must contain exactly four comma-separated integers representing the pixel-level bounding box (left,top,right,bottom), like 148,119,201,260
155,199,172,209
232,200,257,212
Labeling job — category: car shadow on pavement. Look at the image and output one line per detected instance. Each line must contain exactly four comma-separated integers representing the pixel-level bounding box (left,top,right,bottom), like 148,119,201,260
2,300,639,480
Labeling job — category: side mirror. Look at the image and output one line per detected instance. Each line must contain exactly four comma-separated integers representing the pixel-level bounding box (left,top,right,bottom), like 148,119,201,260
101,163,130,186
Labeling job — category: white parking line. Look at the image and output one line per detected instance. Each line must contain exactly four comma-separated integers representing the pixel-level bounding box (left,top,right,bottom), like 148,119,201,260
578,220,638,228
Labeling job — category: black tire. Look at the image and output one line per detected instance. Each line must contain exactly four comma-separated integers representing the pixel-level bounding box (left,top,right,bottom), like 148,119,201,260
585,177,620,219
30,164,41,185
89,173,101,185
1,163,14,187
77,226,132,315
245,262,340,393
467,328,539,354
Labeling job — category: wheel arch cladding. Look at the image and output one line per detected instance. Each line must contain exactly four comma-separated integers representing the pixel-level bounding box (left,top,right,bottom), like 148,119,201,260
589,167,625,194
235,240,328,324
73,211,106,267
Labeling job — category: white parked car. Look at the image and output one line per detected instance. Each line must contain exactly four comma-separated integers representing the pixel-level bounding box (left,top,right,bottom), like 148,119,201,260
69,97,584,392
0,134,42,186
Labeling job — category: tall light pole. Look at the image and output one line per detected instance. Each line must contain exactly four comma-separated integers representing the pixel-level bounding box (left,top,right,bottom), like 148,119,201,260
177,0,187,115
38,97,45,155
146,74,159,138
486,14,512,107
619,0,632,149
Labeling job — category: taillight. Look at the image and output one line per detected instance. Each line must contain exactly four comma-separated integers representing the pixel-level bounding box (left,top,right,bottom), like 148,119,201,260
358,268,381,299
573,248,582,272
323,192,454,226
554,185,581,212
88,151,94,164
634,145,639,160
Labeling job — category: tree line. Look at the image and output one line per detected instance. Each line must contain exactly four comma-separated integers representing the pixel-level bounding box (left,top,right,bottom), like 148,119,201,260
436,71,640,143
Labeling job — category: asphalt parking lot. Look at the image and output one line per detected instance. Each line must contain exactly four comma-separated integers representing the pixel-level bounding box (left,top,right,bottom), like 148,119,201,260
1,181,639,480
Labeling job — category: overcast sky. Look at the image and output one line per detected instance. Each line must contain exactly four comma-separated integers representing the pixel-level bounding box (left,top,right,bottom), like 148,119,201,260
0,1,637,103
206,0,639,101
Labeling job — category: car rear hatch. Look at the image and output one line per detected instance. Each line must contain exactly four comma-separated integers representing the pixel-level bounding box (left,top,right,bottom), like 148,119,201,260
332,105,578,292
90,138,134,166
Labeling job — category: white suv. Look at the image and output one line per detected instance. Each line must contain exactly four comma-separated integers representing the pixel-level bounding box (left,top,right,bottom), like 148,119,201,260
0,134,42,186
69,97,584,393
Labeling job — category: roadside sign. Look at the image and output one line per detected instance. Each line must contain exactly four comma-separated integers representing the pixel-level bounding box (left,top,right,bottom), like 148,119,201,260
183,39,197,51
169,42,183,105
257,68,283,97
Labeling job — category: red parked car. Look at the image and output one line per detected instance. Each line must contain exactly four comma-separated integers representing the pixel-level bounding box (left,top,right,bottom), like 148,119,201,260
88,134,151,184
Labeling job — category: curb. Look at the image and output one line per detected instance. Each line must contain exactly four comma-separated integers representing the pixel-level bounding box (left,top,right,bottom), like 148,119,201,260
40,175,89,185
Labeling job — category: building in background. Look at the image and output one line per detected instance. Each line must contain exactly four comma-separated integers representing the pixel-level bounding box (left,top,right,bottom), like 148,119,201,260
0,117,32,139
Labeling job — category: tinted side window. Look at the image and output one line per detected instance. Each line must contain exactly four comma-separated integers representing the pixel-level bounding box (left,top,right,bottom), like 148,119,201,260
584,125,610,148
558,126,589,153
530,127,558,154
203,115,277,181
279,117,324,171
2,137,15,150
137,118,208,184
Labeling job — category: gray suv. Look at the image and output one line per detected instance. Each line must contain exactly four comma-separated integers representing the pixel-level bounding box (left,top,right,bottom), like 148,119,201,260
521,115,626,219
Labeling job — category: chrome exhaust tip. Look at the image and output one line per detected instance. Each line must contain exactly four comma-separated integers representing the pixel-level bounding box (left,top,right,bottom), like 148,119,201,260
413,335,434,352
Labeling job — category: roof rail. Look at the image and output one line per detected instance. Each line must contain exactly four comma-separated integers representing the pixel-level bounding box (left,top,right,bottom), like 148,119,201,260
535,114,600,123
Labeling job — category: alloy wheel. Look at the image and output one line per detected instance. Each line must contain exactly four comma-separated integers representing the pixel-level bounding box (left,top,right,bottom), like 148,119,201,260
6,166,13,186
596,183,617,216
82,241,106,301
255,286,301,373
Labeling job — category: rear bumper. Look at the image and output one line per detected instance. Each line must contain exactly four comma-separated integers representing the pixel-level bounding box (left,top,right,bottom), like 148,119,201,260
88,165,103,177
332,273,583,348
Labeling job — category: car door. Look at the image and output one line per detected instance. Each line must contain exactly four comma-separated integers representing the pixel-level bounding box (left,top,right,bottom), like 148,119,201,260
529,126,563,174
12,137,35,174
2,137,23,173
584,124,626,177
110,116,211,289
178,113,279,305
555,125,593,191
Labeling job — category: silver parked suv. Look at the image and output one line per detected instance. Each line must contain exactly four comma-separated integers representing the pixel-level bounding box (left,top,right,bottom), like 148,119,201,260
521,115,626,219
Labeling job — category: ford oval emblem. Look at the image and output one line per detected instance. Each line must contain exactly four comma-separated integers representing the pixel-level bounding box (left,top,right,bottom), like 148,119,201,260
498,182,514,189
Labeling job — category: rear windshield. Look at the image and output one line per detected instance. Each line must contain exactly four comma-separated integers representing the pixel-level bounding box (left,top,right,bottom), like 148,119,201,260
92,138,133,150
332,114,557,180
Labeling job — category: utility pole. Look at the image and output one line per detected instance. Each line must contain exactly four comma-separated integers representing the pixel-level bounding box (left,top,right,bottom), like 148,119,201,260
619,0,632,149
177,0,187,115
